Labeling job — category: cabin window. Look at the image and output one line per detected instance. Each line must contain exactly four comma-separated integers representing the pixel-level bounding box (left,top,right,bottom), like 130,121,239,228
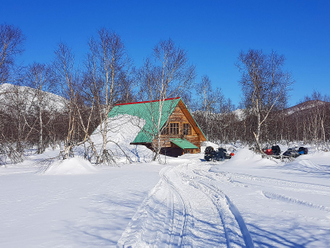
183,123,191,135
170,123,179,135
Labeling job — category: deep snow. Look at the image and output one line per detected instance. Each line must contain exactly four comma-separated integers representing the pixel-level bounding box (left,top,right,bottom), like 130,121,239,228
1,115,330,247
117,148,330,247
1,157,164,247
1,146,330,247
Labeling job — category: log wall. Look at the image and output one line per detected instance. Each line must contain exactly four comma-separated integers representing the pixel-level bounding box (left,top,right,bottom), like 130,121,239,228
158,105,202,153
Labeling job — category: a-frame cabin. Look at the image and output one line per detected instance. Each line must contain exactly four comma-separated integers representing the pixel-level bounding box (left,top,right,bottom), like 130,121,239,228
108,97,207,157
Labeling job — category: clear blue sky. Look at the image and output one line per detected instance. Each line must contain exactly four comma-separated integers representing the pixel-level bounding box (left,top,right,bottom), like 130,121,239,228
1,0,329,107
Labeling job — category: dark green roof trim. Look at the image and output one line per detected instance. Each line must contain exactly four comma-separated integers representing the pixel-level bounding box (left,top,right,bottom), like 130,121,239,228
170,138,198,149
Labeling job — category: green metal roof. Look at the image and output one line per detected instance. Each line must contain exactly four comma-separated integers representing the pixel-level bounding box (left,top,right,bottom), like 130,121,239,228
170,138,198,149
108,98,181,143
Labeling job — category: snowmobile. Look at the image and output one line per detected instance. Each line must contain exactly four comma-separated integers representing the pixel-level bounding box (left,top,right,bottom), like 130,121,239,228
282,147,308,158
261,145,308,161
262,145,281,159
204,146,234,161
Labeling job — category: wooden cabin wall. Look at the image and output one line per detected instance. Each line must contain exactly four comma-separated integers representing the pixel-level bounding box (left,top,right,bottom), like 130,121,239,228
159,105,202,152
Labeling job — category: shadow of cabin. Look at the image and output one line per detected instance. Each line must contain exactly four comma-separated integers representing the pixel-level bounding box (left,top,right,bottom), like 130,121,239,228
108,97,207,157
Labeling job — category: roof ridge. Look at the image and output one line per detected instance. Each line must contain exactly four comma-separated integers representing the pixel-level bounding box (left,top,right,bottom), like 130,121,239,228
115,97,181,106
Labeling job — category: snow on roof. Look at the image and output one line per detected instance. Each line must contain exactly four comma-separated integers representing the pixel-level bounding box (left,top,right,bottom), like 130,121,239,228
108,97,207,144
90,114,153,162
108,98,181,143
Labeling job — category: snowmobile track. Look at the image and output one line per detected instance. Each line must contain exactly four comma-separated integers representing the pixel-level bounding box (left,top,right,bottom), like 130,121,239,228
261,191,330,212
180,170,255,248
161,166,191,247
118,164,257,247
117,166,191,247
198,170,330,196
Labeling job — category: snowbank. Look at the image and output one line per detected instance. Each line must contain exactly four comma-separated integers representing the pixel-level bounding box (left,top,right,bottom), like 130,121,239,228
282,150,330,175
210,147,276,174
44,157,97,175
89,114,153,163
44,114,153,175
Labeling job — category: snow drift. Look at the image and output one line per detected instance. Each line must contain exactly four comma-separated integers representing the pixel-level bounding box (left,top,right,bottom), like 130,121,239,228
89,114,153,163
44,157,97,175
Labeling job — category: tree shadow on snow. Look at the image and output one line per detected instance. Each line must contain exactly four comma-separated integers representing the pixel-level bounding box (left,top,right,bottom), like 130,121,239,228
264,160,330,180
61,190,150,247
247,220,330,247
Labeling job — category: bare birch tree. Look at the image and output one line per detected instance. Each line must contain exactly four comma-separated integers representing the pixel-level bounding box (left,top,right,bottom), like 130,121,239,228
0,23,25,85
139,39,196,161
24,63,54,153
53,43,100,160
0,84,29,162
236,49,293,151
0,24,25,163
194,75,223,140
85,29,132,165
300,91,330,148
52,43,79,159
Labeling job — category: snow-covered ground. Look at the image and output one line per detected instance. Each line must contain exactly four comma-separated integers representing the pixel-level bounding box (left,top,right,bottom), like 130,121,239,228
0,151,164,247
1,114,329,247
1,145,330,247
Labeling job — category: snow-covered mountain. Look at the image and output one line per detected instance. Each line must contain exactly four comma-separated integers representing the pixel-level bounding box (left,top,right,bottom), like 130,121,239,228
232,108,245,120
225,100,329,120
0,83,67,112
285,100,329,115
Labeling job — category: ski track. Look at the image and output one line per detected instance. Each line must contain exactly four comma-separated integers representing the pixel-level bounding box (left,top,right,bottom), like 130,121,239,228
118,165,255,248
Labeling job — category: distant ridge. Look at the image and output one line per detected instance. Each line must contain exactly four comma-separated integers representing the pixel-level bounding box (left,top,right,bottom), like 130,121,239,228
0,83,67,112
285,100,329,115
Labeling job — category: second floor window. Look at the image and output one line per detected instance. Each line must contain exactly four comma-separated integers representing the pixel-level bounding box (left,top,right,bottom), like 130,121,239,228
170,123,179,135
183,123,191,135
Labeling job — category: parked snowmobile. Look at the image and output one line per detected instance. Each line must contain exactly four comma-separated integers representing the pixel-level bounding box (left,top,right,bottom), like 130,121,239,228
261,145,308,161
262,145,281,158
204,146,233,161
282,147,308,158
